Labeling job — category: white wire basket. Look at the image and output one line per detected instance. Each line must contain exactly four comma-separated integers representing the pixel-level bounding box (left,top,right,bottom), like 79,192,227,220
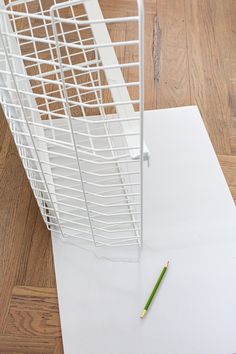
0,0,148,250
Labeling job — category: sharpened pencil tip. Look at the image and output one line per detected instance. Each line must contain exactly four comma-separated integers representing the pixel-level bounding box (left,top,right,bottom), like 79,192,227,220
166,261,170,268
140,309,147,318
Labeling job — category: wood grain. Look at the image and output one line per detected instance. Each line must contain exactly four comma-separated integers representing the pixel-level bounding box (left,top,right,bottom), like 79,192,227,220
185,0,232,154
155,0,191,108
218,154,236,200
0,0,235,353
0,287,61,353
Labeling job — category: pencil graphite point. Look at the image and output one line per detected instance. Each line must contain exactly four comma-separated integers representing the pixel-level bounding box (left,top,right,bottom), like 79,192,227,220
166,261,170,267
140,309,147,318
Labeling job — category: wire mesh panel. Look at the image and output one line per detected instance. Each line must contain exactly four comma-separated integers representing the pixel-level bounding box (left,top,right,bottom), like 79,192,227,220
0,0,147,250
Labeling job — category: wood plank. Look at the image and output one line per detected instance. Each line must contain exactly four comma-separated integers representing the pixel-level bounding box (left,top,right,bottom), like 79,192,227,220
53,338,64,354
155,0,190,109
0,137,32,332
0,110,12,171
4,310,60,338
0,335,55,354
230,125,236,154
218,154,236,202
225,0,236,154
15,212,56,288
0,286,61,353
184,0,232,154
8,286,59,313
143,8,161,109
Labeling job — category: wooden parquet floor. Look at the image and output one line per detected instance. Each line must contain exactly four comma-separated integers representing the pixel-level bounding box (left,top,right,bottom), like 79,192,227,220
0,1,235,353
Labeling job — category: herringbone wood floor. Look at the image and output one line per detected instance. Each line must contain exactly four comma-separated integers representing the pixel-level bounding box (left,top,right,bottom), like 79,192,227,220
0,0,236,353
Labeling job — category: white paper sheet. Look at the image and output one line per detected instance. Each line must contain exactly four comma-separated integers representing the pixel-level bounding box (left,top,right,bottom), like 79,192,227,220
52,106,236,354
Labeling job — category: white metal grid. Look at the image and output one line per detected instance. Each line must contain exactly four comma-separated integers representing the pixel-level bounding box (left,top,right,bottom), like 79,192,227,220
0,0,146,249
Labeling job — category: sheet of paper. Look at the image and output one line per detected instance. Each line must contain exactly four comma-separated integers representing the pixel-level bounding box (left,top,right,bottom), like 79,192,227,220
52,106,236,354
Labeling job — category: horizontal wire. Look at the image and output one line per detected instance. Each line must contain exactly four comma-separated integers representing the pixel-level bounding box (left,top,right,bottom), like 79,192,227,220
0,66,139,93
0,2,142,247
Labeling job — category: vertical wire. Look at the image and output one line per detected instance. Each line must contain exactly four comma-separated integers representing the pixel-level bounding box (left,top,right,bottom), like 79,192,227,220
71,3,140,244
137,0,144,247
24,3,63,230
1,6,49,227
52,0,95,151
50,6,96,245
0,16,65,238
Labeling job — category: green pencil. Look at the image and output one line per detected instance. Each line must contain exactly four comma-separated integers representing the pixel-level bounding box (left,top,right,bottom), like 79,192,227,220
140,261,169,318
